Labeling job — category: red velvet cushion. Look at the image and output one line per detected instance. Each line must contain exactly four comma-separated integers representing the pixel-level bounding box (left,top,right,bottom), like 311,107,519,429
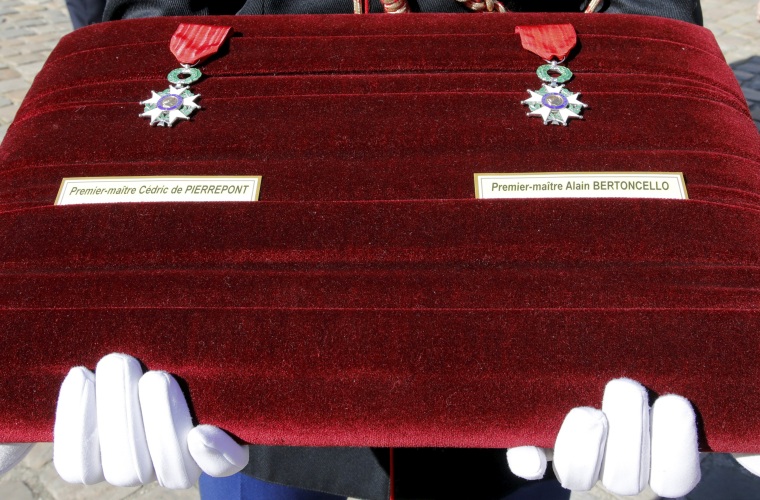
1,13,759,452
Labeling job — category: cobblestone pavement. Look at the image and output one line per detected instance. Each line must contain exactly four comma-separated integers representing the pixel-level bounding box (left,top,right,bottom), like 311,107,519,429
702,0,760,129
0,1,759,499
0,0,71,143
0,443,200,499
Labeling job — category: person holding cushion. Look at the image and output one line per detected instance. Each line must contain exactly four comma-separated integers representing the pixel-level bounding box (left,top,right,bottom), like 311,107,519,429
0,353,705,499
0,0,737,498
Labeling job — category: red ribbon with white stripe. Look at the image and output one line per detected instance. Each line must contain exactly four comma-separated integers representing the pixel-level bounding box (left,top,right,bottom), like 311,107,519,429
170,24,232,66
515,24,577,61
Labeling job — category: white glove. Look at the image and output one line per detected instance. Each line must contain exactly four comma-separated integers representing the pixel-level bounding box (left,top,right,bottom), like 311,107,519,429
53,353,249,489
506,446,550,481
734,454,760,477
0,443,35,475
508,378,701,499
553,378,700,498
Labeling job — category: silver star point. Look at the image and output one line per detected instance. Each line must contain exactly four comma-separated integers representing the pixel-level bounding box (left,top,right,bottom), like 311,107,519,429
522,84,587,126
140,87,201,127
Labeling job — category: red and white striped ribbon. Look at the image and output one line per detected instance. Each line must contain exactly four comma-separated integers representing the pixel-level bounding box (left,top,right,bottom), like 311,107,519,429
170,24,232,66
515,24,577,61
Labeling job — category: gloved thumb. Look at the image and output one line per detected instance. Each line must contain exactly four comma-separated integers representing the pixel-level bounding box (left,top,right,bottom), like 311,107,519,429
188,425,249,477
506,446,547,480
0,443,34,475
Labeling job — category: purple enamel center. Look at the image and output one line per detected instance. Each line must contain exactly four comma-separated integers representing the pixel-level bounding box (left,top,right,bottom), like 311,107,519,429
157,94,183,111
541,93,568,110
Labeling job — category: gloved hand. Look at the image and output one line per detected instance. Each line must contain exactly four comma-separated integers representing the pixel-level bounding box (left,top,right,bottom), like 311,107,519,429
0,443,35,475
53,353,249,488
507,378,701,498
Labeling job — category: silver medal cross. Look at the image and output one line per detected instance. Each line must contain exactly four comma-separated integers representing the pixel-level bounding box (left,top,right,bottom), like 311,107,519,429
522,60,587,126
140,66,202,127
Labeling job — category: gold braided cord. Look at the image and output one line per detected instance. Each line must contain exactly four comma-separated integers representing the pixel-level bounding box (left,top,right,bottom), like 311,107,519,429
456,0,508,13
368,0,602,15
382,0,410,13
584,0,602,13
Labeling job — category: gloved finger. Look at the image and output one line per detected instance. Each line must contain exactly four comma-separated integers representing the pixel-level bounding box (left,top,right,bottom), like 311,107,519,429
650,395,701,497
600,378,650,496
506,446,547,480
733,454,760,476
139,371,201,489
188,425,249,477
0,443,34,476
53,367,104,484
553,407,607,491
96,353,155,486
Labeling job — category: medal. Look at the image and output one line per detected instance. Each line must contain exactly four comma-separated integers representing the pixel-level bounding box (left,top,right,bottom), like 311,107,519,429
516,24,587,126
140,24,232,127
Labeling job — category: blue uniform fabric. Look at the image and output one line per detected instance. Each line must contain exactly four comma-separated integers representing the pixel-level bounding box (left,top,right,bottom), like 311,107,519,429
66,0,107,29
200,473,347,500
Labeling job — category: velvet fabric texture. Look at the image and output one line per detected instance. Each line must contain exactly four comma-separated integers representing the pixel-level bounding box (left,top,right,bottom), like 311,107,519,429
1,13,759,453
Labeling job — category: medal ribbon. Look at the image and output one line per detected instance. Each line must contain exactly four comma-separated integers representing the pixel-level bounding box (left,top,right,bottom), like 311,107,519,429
515,24,577,61
170,24,232,66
